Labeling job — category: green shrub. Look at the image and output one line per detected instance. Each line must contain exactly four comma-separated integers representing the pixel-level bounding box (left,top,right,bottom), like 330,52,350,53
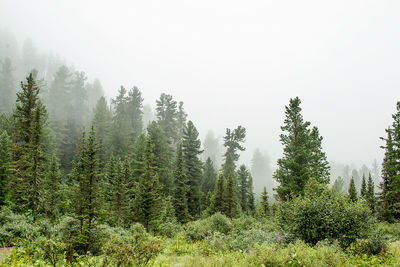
349,233,388,255
278,179,371,247
185,213,232,241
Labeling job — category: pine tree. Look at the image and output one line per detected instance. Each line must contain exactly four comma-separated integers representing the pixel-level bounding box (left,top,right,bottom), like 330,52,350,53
133,137,163,232
366,173,376,212
209,174,225,214
222,126,246,177
202,157,217,194
172,143,190,223
360,174,367,198
261,186,269,216
11,74,47,214
156,93,178,145
147,121,174,194
247,174,255,214
274,97,330,201
127,86,144,144
92,96,112,168
348,177,358,202
182,121,203,219
111,158,130,227
0,58,15,113
0,131,11,206
223,172,239,218
177,101,187,139
237,164,250,212
70,126,101,253
43,155,61,220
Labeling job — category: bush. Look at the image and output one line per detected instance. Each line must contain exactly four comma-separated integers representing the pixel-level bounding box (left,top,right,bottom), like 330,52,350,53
278,179,371,247
185,213,232,241
349,233,388,255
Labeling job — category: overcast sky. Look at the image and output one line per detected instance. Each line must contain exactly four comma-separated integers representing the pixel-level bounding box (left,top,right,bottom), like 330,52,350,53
1,0,400,169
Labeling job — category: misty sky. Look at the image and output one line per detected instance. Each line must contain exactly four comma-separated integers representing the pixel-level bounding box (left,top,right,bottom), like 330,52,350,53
1,0,400,169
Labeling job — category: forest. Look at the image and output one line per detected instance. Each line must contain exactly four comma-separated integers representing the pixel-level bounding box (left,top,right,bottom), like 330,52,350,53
0,33,400,266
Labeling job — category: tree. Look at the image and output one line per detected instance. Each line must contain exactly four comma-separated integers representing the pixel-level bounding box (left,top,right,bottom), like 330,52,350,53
177,101,187,139
237,164,250,212
333,176,345,193
261,186,269,216
92,96,112,167
202,130,222,169
10,74,47,214
366,173,376,212
70,126,101,254
133,137,163,232
348,177,358,202
182,121,203,218
86,78,104,115
202,157,217,194
223,172,239,218
251,148,273,196
111,158,130,227
274,97,330,201
247,174,255,214
360,174,367,198
156,93,178,145
172,143,190,223
209,174,225,214
0,58,15,113
222,126,246,177
0,131,11,206
43,155,61,220
127,86,144,144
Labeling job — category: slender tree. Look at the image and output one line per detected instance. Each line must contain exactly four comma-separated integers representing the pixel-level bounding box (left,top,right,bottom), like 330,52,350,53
43,155,61,220
202,157,217,194
261,186,269,216
172,143,190,223
223,172,239,218
0,58,15,113
366,173,376,212
348,177,358,202
156,93,178,145
209,174,225,214
360,174,367,198
0,131,11,206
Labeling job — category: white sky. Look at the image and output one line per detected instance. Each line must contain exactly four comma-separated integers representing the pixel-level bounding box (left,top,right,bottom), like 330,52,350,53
1,0,400,169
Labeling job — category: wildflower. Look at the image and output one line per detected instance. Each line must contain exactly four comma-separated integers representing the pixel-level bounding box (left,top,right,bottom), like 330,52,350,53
249,249,252,255
277,236,281,243
317,242,320,246
395,242,399,247
273,247,276,252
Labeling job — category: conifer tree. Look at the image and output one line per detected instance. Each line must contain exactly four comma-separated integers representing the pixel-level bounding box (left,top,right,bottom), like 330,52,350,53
274,97,330,201
182,121,203,218
133,137,163,232
261,186,269,216
367,173,376,212
92,96,112,168
177,101,187,139
70,126,101,253
348,177,358,202
222,126,246,177
112,158,130,227
333,176,345,193
237,164,250,212
172,143,190,223
11,74,47,214
247,174,255,214
202,157,217,194
43,155,61,220
209,174,225,214
360,174,367,198
0,131,11,206
223,172,239,218
156,93,178,145
127,86,144,144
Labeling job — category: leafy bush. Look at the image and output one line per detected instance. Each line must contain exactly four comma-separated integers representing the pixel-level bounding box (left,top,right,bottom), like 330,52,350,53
278,179,371,247
185,213,232,241
349,233,388,255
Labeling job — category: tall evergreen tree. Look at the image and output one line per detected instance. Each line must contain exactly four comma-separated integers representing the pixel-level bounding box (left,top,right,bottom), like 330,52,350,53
10,74,47,214
222,126,246,177
274,97,330,201
348,177,358,202
177,101,187,139
92,96,112,167
223,172,239,218
0,131,11,206
172,143,190,223
261,186,269,216
202,157,217,194
237,164,250,212
0,58,15,113
247,174,255,214
360,174,367,198
110,158,130,227
367,173,376,212
156,93,178,145
127,86,144,144
209,174,225,214
70,126,101,253
133,137,163,232
333,176,345,193
182,121,203,218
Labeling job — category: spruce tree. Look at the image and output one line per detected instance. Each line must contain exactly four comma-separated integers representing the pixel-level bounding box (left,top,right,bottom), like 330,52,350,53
0,131,11,206
261,186,269,216
223,172,239,218
177,101,187,139
360,174,367,198
247,174,255,214
348,177,358,202
156,93,178,145
127,86,144,144
11,73,47,214
367,173,376,212
172,143,190,223
133,137,163,232
237,164,250,212
202,157,217,194
182,121,203,219
209,174,225,214
222,126,246,177
274,97,330,201
70,126,101,253
112,158,130,227
333,176,345,193
92,96,112,168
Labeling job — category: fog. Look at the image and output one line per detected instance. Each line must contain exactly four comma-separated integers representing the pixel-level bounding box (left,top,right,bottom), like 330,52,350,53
1,0,400,182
